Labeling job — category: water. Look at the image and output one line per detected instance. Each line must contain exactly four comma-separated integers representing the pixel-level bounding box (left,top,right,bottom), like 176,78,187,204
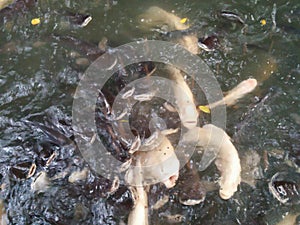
0,0,299,224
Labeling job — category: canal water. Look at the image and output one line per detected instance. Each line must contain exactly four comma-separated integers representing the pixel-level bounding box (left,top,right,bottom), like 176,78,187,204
0,0,299,224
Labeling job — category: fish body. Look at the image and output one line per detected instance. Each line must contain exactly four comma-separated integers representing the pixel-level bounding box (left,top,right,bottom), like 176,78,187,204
208,78,257,109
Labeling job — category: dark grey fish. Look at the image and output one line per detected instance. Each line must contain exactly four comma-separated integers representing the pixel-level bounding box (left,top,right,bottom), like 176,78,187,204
24,120,73,146
220,10,245,24
178,161,206,205
65,12,92,28
269,172,300,205
52,35,105,61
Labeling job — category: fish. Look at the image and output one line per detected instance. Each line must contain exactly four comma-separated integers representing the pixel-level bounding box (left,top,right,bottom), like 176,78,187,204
178,162,206,205
127,185,148,225
125,134,179,188
269,172,300,205
183,124,241,200
220,11,245,24
51,35,105,61
31,171,50,193
138,6,189,32
139,6,200,54
206,78,257,109
165,66,199,129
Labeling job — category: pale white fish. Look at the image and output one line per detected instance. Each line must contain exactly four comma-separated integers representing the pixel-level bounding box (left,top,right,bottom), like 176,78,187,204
183,124,241,200
166,66,198,129
127,186,149,225
138,6,189,32
127,159,148,225
208,78,257,109
125,134,179,188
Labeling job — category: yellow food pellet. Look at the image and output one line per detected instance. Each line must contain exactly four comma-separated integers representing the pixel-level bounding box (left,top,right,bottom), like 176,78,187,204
31,18,41,26
260,19,266,26
198,105,211,114
180,17,188,24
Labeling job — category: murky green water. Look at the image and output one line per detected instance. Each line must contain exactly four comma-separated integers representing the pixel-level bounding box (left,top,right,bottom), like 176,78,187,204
0,0,299,224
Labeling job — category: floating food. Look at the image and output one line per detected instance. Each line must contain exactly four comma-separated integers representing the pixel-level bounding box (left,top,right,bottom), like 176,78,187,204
268,172,300,205
198,105,211,114
180,17,188,24
260,19,267,26
30,17,40,26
